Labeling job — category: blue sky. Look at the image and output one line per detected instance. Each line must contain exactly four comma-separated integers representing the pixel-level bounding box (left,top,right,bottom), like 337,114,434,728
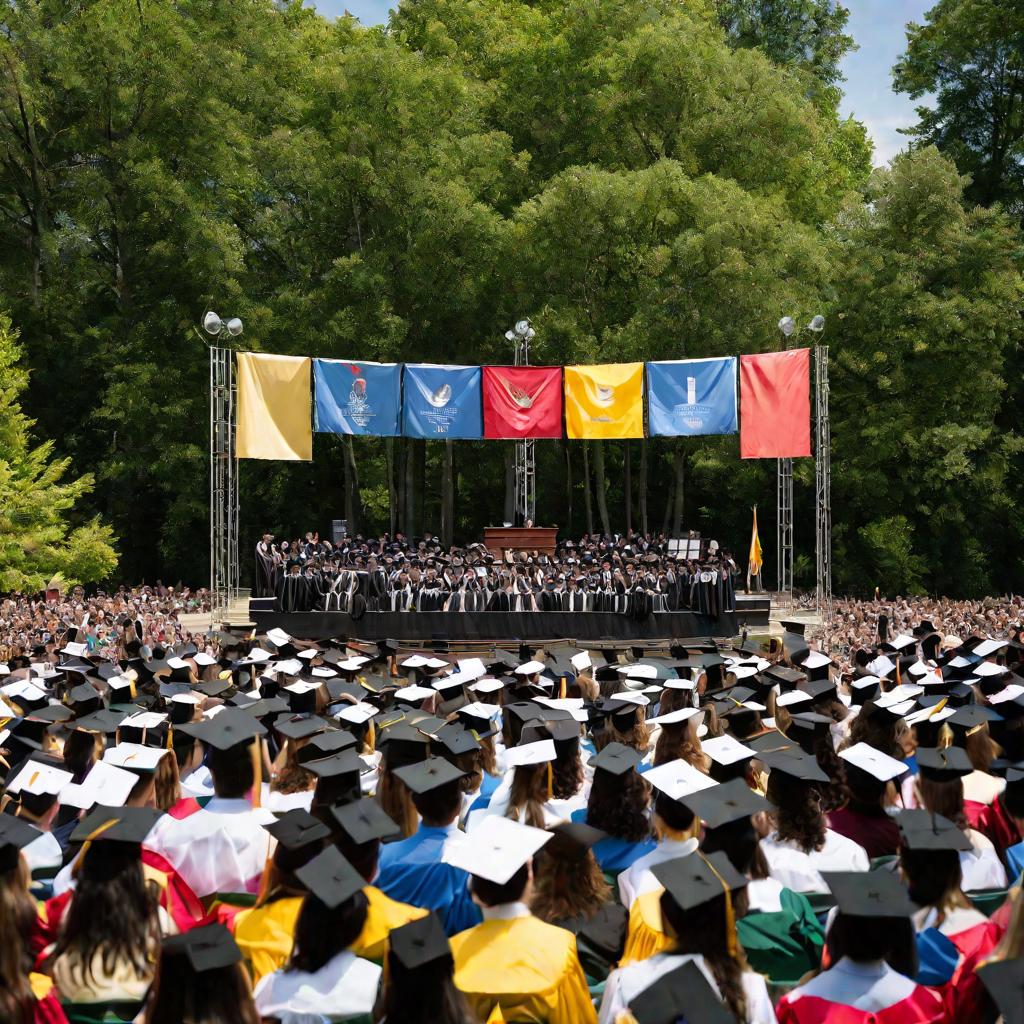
314,0,933,166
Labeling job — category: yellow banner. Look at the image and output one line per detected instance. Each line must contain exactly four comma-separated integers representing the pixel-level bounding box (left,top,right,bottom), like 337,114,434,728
564,363,644,439
236,353,313,461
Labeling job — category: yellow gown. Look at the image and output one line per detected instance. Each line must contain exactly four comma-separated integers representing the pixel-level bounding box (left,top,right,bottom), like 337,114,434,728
451,911,597,1024
233,885,425,981
620,889,673,965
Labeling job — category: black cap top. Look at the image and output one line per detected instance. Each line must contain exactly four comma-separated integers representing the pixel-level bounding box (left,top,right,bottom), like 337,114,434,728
976,958,1024,1024
330,799,400,845
759,749,830,784
393,756,465,795
273,714,328,742
0,815,41,871
178,708,266,752
915,746,973,782
304,748,363,779
295,846,365,909
628,959,734,1024
162,923,243,973
949,704,1002,732
298,731,358,763
70,805,162,845
681,778,771,829
543,821,606,862
897,809,972,853
388,911,450,971
264,808,331,851
589,741,643,777
435,727,481,758
652,850,747,912
72,709,127,735
822,869,918,918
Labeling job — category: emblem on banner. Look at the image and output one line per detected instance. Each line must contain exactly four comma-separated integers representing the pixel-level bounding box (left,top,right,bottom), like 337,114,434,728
594,384,616,407
347,367,371,427
497,375,539,409
428,384,453,408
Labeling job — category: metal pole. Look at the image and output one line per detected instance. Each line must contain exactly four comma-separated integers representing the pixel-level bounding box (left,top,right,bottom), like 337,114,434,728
777,456,793,605
210,345,238,623
512,327,536,523
814,345,832,620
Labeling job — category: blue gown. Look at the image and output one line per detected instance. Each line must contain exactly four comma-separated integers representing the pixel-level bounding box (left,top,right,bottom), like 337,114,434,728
1005,839,1024,883
569,809,656,874
376,825,482,936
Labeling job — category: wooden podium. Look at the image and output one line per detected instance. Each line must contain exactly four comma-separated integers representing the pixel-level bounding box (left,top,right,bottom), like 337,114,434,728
484,526,558,556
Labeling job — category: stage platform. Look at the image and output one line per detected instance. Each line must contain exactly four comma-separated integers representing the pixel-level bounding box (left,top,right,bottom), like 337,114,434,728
247,597,770,644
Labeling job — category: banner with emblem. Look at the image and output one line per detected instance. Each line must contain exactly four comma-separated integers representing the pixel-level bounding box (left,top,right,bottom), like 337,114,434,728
402,364,483,439
646,357,737,437
482,366,563,439
564,362,644,439
313,358,402,436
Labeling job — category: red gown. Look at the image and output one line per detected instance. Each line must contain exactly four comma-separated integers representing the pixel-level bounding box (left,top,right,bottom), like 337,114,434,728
926,919,1004,1021
976,796,1021,856
776,987,946,1024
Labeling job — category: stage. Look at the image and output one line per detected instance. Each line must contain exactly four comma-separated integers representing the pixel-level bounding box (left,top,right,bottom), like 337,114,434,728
247,596,770,643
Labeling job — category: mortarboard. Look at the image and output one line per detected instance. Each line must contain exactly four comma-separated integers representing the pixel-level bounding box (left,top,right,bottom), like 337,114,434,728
839,742,907,782
646,707,702,727
976,958,1024,1024
822,869,917,917
7,759,72,796
330,799,400,845
701,734,755,767
897,809,971,852
759,749,830,784
178,707,267,751
628,959,734,1024
644,759,717,802
162,923,243,972
103,743,168,773
393,755,465,795
388,912,450,971
652,850,747,912
589,741,643,777
264,808,331,850
442,814,551,884
295,846,365,909
304,748,363,780
273,714,328,742
505,739,557,768
915,746,972,782
747,731,798,756
70,805,162,844
542,822,606,862
59,760,137,810
0,815,40,871
681,777,771,829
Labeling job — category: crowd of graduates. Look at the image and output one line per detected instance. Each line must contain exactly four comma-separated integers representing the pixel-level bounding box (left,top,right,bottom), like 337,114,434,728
0,616,1023,1023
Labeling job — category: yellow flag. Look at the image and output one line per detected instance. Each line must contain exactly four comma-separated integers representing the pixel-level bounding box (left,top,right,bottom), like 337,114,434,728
748,506,763,576
236,352,313,461
564,363,644,439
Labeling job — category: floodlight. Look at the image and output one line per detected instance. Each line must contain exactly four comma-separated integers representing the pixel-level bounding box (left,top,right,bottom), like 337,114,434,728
808,315,825,332
203,311,224,336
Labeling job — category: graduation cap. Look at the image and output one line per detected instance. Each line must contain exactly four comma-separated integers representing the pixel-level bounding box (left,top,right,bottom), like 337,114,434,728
915,746,972,782
651,850,747,912
376,722,431,765
162,923,243,973
178,707,267,752
589,741,643,777
70,805,162,844
304,748,363,781
72,708,127,735
948,704,1002,734
627,959,734,1024
330,799,400,845
541,821,606,863
976,958,1024,1024
388,912,450,971
29,704,74,724
759,749,829,784
274,714,329,742
681,777,770,829
194,678,233,699
644,759,717,803
264,808,331,850
393,755,464,794
746,730,798,756
762,666,806,691
59,760,137,811
0,815,41,871
441,814,551,884
822,869,917,917
838,742,907,782
435,726,481,758
295,846,365,909
701,735,755,768
103,742,168,773
897,809,971,852
297,730,358,763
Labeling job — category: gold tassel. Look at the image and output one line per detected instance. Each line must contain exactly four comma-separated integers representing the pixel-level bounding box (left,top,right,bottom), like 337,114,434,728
166,725,173,750
366,719,375,753
546,762,553,801
250,738,263,808
559,675,566,699
702,853,740,960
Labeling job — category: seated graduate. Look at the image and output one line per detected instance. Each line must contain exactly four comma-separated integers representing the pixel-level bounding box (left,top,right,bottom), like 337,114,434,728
145,709,275,898
912,747,1007,891
374,723,430,838
451,702,504,817
571,742,655,874
617,758,708,911
378,913,477,1024
252,847,382,1023
975,892,1024,1024
4,760,64,875
230,809,330,982
828,742,905,859
761,744,870,892
374,756,481,936
897,810,1002,1020
600,850,777,1024
140,924,258,1024
775,870,945,1024
645,701,707,772
529,821,627,982
46,807,169,1006
328,798,426,961
698,767,825,986
0,817,67,1024
444,815,597,1024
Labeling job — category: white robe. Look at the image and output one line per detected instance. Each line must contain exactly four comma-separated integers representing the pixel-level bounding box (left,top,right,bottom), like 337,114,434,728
254,951,381,1024
617,837,699,909
761,828,869,893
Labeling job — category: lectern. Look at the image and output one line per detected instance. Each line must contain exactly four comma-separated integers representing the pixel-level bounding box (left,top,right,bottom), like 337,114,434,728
483,526,558,557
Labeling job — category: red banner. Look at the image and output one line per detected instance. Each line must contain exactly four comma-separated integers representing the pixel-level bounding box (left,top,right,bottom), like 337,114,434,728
482,366,563,438
740,349,811,458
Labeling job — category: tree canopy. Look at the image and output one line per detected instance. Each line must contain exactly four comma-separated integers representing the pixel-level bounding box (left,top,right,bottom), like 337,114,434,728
0,0,1019,596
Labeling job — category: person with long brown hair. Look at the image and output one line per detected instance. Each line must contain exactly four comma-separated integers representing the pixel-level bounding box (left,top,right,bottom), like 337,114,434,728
647,706,707,770
0,817,67,1024
600,851,775,1024
531,821,626,981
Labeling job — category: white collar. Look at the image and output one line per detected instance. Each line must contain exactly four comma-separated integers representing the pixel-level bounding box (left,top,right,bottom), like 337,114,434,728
481,901,531,921
659,836,699,856
834,957,887,978
203,796,254,813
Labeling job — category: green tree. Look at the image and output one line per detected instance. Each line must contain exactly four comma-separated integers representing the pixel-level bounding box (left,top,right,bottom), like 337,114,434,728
0,313,117,589
894,0,1024,214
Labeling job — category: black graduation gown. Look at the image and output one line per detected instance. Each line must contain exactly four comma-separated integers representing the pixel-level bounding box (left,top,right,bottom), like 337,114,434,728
276,573,307,612
254,542,277,598
552,903,628,982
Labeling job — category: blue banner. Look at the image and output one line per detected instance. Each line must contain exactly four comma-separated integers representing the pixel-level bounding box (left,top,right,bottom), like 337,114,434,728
313,359,402,436
646,357,738,436
402,364,483,439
